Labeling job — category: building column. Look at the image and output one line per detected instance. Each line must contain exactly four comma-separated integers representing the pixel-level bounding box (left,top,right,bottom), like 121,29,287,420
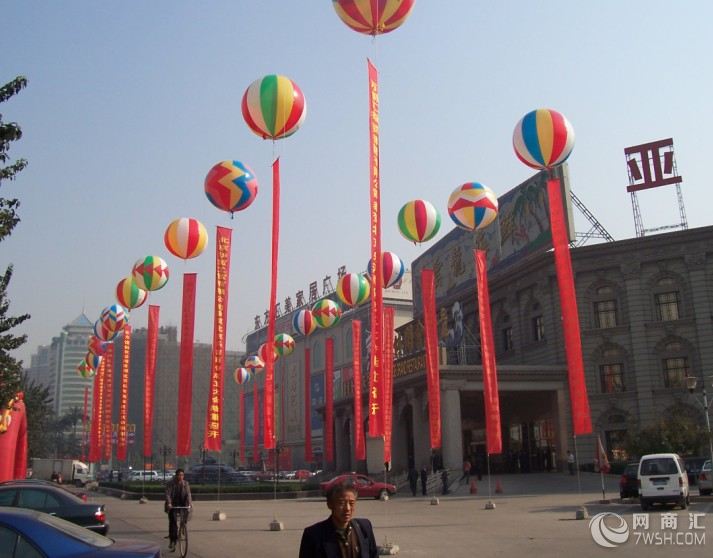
440,382,464,470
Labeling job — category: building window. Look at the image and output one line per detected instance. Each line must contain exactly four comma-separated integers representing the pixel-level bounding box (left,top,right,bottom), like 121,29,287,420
594,299,618,328
599,363,625,393
655,291,680,321
532,315,545,342
502,327,514,351
662,357,688,387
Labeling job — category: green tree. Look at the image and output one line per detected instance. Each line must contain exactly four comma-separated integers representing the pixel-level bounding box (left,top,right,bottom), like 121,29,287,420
21,375,54,458
625,410,708,458
0,76,30,409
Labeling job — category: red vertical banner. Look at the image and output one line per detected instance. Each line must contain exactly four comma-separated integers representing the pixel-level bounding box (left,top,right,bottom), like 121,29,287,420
103,343,114,461
382,308,395,464
204,227,231,451
475,250,502,455
239,389,246,464
252,383,260,464
264,159,280,450
421,269,442,449
304,348,313,463
177,273,197,456
324,338,334,464
547,178,592,435
367,59,384,438
117,325,132,461
352,321,365,461
89,360,104,462
144,305,160,459
82,387,88,462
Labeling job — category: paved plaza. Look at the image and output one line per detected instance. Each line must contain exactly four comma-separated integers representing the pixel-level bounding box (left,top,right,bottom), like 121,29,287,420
95,473,712,557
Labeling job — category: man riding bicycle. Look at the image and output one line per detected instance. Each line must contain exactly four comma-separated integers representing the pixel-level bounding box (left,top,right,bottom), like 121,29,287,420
165,468,192,552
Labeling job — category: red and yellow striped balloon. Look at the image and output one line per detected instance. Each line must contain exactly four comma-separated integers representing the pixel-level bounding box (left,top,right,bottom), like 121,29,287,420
116,277,147,310
336,273,371,307
397,199,441,243
241,75,306,140
332,0,415,36
164,217,208,260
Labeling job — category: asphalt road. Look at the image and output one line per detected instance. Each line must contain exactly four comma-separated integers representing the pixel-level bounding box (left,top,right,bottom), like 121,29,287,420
95,472,712,557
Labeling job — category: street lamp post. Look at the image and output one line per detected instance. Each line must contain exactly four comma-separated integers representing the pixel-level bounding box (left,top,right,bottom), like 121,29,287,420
686,376,713,469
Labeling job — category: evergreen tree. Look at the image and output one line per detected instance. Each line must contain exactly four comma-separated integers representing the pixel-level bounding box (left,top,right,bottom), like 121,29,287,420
0,76,30,408
21,375,54,458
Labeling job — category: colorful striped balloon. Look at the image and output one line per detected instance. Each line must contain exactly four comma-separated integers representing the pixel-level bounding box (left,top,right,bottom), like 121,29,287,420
259,342,279,364
101,303,127,333
241,75,306,140
85,352,102,370
234,367,252,385
448,182,499,231
398,199,441,243
244,355,265,371
312,299,342,329
87,336,109,357
292,309,317,337
164,218,208,260
205,160,258,214
332,0,415,36
336,273,371,307
366,251,405,289
116,277,147,310
274,333,295,357
94,318,119,342
132,256,169,291
77,361,95,379
513,108,575,170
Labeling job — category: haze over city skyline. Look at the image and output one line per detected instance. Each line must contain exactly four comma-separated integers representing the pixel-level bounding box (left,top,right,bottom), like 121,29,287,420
3,1,712,366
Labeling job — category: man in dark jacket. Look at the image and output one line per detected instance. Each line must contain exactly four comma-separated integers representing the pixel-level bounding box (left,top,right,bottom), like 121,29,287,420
299,481,378,558
165,469,192,552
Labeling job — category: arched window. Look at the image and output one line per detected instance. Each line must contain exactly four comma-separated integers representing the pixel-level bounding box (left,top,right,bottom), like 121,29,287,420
597,346,626,393
593,285,619,328
653,277,681,321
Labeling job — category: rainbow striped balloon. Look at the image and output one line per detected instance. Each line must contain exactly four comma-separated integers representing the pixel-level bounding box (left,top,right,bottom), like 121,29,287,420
242,75,306,140
116,277,147,310
87,336,109,357
244,355,265,371
398,199,441,243
513,108,575,170
164,218,208,260
274,333,296,357
366,251,405,289
77,361,95,379
234,367,252,385
85,352,102,371
99,304,127,339
292,309,317,337
259,342,279,365
332,0,415,36
312,299,342,328
448,182,499,232
132,256,169,292
336,273,371,307
205,160,258,214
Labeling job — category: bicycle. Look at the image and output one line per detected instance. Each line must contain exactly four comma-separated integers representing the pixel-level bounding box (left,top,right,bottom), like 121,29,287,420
170,506,191,557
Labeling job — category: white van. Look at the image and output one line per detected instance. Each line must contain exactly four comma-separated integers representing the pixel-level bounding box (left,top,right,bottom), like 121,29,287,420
128,470,160,482
638,453,689,510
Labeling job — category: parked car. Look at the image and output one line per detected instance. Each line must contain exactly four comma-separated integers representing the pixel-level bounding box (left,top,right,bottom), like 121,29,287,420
0,507,159,557
619,462,639,499
294,469,313,481
128,470,160,482
684,456,707,486
698,460,712,496
638,453,689,510
0,481,108,534
185,464,250,483
319,473,396,500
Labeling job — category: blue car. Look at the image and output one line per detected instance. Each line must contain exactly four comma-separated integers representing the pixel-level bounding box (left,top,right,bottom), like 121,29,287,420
0,507,160,557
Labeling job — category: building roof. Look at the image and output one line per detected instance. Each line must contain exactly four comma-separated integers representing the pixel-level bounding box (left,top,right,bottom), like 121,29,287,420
67,313,92,328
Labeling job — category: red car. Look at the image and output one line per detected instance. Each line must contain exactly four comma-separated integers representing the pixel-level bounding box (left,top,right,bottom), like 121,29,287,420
320,473,396,500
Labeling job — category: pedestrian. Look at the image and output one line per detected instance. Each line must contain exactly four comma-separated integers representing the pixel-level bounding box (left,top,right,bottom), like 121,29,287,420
299,481,378,558
165,468,192,552
420,467,428,496
441,469,450,495
459,458,471,485
567,450,576,475
407,467,419,496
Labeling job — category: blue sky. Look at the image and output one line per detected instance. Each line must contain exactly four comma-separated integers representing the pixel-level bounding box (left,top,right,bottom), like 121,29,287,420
2,1,712,365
